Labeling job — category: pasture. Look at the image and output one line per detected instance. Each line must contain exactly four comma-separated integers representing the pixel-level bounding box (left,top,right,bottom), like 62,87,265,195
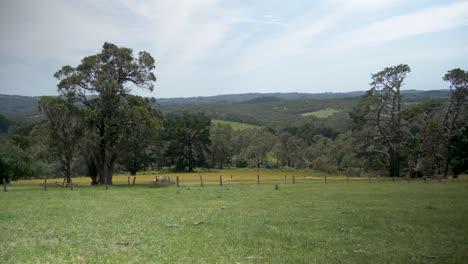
301,108,340,118
211,119,260,130
1,171,468,263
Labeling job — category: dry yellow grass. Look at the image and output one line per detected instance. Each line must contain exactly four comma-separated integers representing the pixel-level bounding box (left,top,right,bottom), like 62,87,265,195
10,169,467,186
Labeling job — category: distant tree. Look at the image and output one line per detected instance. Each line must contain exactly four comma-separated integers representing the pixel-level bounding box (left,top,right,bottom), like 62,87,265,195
273,133,307,167
350,64,411,177
120,96,162,175
450,126,468,176
440,68,468,176
209,124,234,168
293,123,317,144
162,113,211,172
329,132,356,172
245,129,276,168
38,97,83,184
0,139,36,183
400,100,443,176
0,114,10,134
54,42,156,184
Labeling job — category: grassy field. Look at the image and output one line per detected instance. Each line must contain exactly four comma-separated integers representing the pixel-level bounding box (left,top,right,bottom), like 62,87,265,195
301,108,340,118
212,119,260,130
1,173,468,263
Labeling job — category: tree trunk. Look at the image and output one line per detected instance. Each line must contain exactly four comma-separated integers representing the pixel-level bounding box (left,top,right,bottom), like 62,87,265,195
443,137,452,176
388,148,400,177
65,161,72,184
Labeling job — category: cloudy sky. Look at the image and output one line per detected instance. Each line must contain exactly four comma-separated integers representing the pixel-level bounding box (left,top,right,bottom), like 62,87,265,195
0,0,467,98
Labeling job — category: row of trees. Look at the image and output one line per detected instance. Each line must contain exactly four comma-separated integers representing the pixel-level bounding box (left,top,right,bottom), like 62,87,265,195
1,43,467,184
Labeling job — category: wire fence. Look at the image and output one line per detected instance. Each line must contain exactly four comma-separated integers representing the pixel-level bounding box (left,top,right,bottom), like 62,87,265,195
3,173,467,192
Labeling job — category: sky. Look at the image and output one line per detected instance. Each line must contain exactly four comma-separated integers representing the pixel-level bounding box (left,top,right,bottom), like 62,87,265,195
0,0,467,98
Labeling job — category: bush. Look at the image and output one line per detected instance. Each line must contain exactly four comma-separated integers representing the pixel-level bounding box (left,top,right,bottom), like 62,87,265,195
234,157,248,168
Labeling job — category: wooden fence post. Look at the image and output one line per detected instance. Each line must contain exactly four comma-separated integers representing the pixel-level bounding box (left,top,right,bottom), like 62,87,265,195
133,176,136,185
231,174,232,180
105,177,108,190
324,175,327,184
44,177,47,191
219,175,223,186
128,176,130,185
3,178,7,192
200,175,204,187
292,175,295,184
176,176,180,187
70,179,73,191
257,175,260,185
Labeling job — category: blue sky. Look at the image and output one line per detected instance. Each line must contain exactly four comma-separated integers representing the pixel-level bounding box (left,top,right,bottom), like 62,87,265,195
0,0,467,98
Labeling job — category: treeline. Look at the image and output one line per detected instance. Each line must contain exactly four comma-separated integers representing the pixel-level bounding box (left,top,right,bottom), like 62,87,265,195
1,43,467,185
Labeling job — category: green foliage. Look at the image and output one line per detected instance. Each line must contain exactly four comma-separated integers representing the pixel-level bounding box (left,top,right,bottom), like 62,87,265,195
244,129,276,168
162,113,211,171
0,140,38,182
38,96,84,183
120,96,162,175
450,127,468,175
0,114,10,134
209,124,234,168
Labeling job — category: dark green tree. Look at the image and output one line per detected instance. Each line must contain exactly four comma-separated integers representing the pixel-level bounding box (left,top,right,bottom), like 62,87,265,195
162,113,211,172
450,126,468,176
54,42,156,184
0,114,10,135
120,96,162,175
0,139,35,183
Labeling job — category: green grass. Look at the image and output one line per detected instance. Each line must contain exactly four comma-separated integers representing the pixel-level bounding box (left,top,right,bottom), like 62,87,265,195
1,179,468,263
301,108,340,118
212,119,260,130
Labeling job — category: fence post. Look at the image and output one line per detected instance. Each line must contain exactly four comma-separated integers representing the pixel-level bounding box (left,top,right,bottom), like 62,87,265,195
368,176,371,184
44,177,47,191
128,176,130,185
105,177,108,190
257,175,260,185
176,176,180,187
3,178,7,192
346,175,349,183
231,174,232,180
133,176,136,185
219,175,223,186
292,175,295,184
200,175,204,187
70,179,73,191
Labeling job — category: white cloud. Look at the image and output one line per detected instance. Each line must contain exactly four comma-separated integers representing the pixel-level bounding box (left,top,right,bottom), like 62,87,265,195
232,14,338,73
332,0,401,10
335,1,468,48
